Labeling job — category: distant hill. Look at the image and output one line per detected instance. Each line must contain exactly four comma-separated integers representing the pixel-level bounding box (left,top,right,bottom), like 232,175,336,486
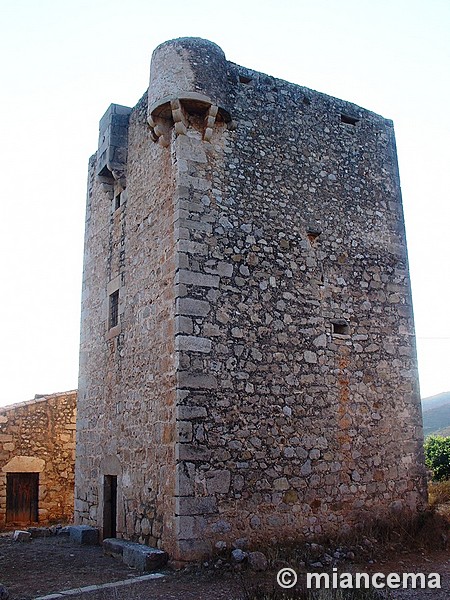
422,392,450,437
422,391,450,412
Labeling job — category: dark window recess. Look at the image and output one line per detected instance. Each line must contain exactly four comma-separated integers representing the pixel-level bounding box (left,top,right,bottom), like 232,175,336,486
307,228,322,245
303,96,311,106
332,321,350,335
109,290,119,328
114,193,121,211
239,75,252,85
341,114,359,126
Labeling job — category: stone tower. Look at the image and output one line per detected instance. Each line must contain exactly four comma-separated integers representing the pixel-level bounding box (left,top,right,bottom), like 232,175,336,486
75,37,426,561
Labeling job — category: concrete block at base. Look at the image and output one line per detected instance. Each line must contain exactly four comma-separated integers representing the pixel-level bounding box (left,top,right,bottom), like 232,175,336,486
69,525,99,545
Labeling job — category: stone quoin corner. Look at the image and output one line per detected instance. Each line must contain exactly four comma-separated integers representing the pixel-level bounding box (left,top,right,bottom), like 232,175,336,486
75,37,427,562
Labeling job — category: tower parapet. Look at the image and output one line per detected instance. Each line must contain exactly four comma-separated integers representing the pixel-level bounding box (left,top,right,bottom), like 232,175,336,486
96,104,132,187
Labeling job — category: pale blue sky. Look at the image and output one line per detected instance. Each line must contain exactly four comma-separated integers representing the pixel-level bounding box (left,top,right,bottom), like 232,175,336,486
1,0,449,405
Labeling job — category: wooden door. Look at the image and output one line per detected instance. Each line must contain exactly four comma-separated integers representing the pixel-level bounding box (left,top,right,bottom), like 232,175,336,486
6,472,39,524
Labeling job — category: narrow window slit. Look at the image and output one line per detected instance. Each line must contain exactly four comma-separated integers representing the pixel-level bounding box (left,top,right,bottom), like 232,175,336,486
109,290,119,328
341,114,359,126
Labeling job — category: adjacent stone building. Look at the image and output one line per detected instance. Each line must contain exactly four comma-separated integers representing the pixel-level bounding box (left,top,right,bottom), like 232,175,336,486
0,391,76,527
75,37,426,561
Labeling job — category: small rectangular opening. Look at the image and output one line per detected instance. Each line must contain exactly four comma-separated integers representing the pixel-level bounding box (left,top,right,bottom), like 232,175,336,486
114,192,121,211
332,321,350,336
109,290,119,329
307,228,321,245
341,114,359,126
239,75,253,85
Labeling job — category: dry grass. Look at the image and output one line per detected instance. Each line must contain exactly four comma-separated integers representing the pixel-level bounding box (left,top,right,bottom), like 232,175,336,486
238,579,389,600
90,586,388,600
348,509,449,551
428,479,450,521
428,480,450,506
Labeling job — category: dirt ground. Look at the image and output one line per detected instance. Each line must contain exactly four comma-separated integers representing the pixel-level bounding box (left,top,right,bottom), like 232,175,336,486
1,533,449,599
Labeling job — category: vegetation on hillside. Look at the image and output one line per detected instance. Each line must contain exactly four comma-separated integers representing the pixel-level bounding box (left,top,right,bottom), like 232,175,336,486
424,435,450,481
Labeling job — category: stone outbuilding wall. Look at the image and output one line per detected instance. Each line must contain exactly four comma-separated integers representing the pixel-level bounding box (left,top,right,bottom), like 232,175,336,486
76,37,426,562
0,391,77,527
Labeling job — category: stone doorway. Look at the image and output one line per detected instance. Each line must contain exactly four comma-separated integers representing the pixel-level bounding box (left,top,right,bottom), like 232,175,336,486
6,472,39,524
103,474,117,538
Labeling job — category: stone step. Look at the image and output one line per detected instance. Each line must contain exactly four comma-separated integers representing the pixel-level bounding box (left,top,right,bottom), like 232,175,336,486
103,538,168,572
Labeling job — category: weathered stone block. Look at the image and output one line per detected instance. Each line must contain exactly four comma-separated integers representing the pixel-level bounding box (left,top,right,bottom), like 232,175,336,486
175,336,211,353
176,496,218,516
176,406,208,420
69,525,99,545
177,135,208,163
175,463,195,496
178,372,217,389
103,537,132,558
248,551,268,571
176,270,219,288
176,297,211,316
206,470,231,494
177,421,193,443
175,316,193,335
177,443,211,461
175,515,207,539
122,543,168,572
13,530,31,542
176,538,212,561
177,240,208,255
28,527,51,538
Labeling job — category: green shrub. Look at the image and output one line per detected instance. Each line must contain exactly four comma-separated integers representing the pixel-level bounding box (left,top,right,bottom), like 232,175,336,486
424,435,450,481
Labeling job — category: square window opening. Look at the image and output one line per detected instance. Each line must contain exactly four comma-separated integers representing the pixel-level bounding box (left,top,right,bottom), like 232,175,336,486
332,321,350,336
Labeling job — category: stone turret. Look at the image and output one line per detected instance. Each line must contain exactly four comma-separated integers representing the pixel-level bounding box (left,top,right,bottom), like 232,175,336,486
147,37,233,145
